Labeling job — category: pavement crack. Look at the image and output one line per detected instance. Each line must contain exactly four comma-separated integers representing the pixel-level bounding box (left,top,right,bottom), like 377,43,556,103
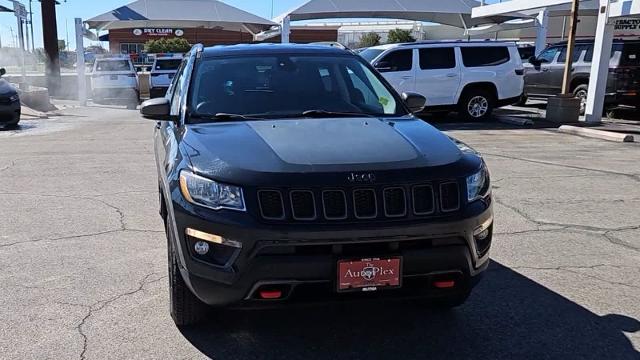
74,272,167,360
484,152,640,183
494,197,640,233
0,160,15,173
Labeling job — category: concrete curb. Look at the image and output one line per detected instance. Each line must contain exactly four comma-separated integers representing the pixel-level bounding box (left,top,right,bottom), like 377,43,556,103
497,116,534,126
558,125,635,143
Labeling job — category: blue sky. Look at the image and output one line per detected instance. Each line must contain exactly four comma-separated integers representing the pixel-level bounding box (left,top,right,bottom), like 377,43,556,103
0,0,302,49
0,0,502,50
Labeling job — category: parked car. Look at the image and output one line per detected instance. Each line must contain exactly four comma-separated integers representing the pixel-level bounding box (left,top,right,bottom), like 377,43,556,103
523,39,640,114
149,54,183,98
90,55,139,109
141,43,493,327
0,68,21,128
360,41,524,121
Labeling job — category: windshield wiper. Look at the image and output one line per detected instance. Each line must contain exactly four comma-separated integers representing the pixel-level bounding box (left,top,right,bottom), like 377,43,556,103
191,113,264,121
301,110,377,118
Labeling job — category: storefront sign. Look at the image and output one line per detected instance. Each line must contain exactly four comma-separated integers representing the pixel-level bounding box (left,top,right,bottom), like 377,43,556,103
615,18,640,31
132,28,184,37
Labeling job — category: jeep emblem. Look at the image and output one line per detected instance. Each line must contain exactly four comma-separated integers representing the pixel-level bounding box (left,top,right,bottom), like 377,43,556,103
347,172,376,183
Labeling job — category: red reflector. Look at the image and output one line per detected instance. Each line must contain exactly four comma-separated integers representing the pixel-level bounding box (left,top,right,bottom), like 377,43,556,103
433,280,456,289
259,290,282,299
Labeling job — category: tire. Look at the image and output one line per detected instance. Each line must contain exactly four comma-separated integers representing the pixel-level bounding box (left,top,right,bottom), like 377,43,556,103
515,94,528,106
573,84,588,116
458,88,495,121
166,221,206,327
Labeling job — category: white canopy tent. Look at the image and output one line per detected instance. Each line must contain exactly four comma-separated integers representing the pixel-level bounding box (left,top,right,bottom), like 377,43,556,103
273,0,525,43
472,0,640,124
85,0,276,35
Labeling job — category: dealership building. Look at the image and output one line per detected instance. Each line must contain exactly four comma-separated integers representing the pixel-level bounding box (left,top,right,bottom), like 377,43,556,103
85,0,338,58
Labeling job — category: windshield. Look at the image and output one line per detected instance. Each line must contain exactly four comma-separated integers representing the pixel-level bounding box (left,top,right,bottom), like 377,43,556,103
190,55,403,121
155,59,182,71
95,60,131,72
359,48,385,63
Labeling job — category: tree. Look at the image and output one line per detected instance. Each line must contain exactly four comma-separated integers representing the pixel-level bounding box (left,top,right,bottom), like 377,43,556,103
144,38,192,54
358,32,382,48
387,28,416,44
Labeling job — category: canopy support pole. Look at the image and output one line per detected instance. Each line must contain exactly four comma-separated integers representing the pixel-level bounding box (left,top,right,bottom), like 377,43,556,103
561,0,580,95
585,0,613,124
535,9,549,56
281,16,290,43
75,18,87,106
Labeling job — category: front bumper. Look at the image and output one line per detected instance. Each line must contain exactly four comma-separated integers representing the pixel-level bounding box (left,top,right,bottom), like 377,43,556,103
92,87,139,102
169,197,493,307
0,100,21,124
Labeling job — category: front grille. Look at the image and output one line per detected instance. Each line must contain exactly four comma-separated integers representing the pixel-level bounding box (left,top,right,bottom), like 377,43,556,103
413,185,435,215
322,190,347,220
353,189,377,219
383,187,406,217
290,190,316,220
440,182,461,212
257,181,460,222
257,190,285,220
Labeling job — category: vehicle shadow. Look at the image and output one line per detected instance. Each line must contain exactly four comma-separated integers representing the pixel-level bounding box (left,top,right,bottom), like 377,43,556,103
420,112,559,132
179,262,640,360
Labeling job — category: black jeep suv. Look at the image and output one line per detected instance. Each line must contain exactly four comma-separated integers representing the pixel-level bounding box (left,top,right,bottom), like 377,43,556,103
141,44,493,326
0,68,21,128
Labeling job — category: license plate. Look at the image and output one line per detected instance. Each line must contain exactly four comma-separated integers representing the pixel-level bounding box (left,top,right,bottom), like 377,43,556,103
110,75,118,80
337,257,402,292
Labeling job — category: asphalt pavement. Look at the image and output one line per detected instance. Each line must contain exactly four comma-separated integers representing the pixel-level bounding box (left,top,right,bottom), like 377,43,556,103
1,105,639,359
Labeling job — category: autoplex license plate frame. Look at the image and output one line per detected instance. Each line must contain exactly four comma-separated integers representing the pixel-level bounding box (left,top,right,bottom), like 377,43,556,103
337,257,402,293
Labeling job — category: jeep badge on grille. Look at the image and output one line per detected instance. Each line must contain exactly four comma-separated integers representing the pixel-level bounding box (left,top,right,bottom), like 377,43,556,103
347,172,376,183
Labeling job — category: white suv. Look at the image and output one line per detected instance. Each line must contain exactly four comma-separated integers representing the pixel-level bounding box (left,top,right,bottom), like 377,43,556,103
149,54,183,98
360,41,524,120
90,56,139,109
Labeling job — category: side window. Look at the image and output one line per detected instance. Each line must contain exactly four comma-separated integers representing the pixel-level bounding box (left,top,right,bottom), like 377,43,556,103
558,45,587,63
169,59,188,115
377,49,413,72
461,47,511,67
537,47,560,63
583,44,620,63
419,47,456,70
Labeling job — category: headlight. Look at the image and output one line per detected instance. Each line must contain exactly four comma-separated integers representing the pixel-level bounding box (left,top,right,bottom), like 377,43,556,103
179,170,246,211
453,138,479,155
466,164,490,202
9,94,19,103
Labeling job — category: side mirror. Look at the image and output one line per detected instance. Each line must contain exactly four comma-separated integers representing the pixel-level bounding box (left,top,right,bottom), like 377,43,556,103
140,97,171,120
528,56,539,65
402,92,427,114
374,61,393,72
0,68,5,77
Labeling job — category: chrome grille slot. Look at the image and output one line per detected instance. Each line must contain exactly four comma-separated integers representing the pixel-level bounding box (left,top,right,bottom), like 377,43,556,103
440,182,460,212
383,187,406,217
257,190,285,220
353,189,377,219
322,190,348,220
413,185,435,215
290,190,316,220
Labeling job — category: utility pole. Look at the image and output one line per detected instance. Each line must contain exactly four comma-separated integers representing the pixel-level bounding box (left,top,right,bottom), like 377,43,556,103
29,0,35,51
41,0,60,95
561,0,580,95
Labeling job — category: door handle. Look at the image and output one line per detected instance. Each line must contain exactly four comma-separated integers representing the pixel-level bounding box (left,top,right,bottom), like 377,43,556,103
401,75,412,79
542,68,550,72
446,73,458,78
155,122,162,129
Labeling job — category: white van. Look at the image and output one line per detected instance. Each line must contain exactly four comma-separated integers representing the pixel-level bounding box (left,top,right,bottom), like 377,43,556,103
91,55,139,109
360,41,524,120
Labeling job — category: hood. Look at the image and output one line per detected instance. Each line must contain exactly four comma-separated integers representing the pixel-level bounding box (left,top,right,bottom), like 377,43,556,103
0,79,17,97
182,117,469,185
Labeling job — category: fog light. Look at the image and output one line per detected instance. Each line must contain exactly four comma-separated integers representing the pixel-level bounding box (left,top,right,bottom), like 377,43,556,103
194,241,210,255
475,228,490,241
